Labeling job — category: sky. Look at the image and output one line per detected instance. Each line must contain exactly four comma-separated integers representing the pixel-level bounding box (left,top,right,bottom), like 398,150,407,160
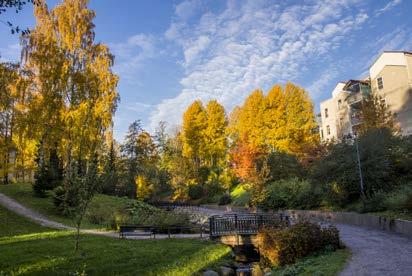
1,0,412,141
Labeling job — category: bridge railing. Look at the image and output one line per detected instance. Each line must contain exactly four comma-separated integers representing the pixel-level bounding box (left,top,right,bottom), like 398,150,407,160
209,213,288,238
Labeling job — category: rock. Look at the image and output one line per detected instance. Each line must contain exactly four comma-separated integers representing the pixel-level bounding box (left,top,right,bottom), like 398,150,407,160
203,270,219,276
220,266,235,276
264,273,272,276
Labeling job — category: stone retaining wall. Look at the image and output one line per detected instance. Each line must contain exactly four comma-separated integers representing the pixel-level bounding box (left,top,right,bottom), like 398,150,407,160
284,210,412,238
200,204,255,213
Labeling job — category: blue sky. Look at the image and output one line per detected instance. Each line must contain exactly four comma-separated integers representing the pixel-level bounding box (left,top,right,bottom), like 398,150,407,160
1,0,412,141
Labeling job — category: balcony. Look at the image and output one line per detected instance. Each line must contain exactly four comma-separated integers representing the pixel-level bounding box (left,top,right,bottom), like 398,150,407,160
351,111,363,126
346,92,363,106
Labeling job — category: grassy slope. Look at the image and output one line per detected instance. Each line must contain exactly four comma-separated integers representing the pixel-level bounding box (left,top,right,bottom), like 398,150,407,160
0,183,133,229
0,205,231,275
0,205,53,237
271,249,350,276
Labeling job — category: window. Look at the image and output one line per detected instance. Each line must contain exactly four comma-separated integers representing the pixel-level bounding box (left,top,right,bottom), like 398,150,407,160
338,99,342,108
326,125,330,135
351,83,360,93
325,108,329,118
320,129,324,139
377,77,384,90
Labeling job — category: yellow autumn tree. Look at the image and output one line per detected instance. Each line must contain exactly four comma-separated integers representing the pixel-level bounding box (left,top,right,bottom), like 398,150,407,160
181,100,207,166
236,89,267,148
204,100,227,166
23,0,119,167
265,84,287,151
0,63,19,184
283,82,318,156
230,83,318,157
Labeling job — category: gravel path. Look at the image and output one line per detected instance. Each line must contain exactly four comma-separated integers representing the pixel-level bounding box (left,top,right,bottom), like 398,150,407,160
0,192,73,230
338,223,412,276
0,192,206,240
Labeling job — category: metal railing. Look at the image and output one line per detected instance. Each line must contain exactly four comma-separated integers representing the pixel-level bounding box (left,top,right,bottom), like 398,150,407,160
209,213,288,238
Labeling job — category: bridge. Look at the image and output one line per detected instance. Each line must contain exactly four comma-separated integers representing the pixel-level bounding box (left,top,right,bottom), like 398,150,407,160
209,213,289,246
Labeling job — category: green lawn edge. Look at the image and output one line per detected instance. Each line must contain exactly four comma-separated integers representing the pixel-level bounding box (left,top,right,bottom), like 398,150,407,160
270,249,351,276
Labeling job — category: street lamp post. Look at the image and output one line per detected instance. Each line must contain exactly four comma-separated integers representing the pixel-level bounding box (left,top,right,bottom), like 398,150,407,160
353,133,366,205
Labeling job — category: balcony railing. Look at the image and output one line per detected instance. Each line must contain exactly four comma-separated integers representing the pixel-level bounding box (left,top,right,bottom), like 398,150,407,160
346,92,363,105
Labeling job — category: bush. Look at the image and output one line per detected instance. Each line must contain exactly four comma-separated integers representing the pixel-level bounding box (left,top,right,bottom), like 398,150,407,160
218,194,232,205
265,151,305,182
127,200,192,228
257,221,341,267
361,191,388,213
188,184,204,200
53,186,66,212
311,128,412,208
258,178,320,211
384,184,412,212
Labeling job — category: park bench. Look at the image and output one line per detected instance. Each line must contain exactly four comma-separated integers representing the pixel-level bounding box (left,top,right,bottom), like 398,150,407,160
119,225,155,239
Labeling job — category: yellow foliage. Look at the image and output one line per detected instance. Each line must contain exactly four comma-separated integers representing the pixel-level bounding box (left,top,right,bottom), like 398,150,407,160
135,175,154,200
229,83,318,157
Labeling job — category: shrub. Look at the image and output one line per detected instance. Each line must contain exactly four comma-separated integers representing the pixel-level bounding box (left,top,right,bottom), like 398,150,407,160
384,184,412,212
258,178,320,211
218,194,232,205
311,128,412,208
53,186,66,212
85,200,128,228
265,151,305,182
257,221,341,267
126,200,192,228
188,184,204,200
361,191,388,213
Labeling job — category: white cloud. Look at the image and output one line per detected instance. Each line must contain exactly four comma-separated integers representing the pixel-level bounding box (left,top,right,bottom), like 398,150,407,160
362,26,412,73
175,0,201,20
376,0,402,16
306,68,339,101
0,43,21,62
183,35,211,66
149,0,369,130
125,102,154,112
110,34,156,80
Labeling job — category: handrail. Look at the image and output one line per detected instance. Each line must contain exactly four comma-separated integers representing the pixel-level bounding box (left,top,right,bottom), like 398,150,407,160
209,213,288,238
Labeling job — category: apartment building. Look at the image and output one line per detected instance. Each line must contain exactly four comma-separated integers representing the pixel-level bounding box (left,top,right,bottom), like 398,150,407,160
369,51,412,135
319,51,412,141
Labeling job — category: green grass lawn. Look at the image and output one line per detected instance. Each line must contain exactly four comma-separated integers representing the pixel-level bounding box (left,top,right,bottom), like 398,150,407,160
230,184,251,206
0,182,134,229
0,205,231,275
271,249,350,276
0,205,53,237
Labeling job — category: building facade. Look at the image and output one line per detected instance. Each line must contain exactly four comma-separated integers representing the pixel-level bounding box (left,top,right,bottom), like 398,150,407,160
320,51,412,142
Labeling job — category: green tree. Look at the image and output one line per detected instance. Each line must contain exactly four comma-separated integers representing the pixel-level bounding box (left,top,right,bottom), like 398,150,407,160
121,120,143,198
359,93,396,134
101,139,118,195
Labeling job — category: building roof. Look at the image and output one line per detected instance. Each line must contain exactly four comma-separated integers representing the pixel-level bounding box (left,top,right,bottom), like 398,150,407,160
369,51,412,79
